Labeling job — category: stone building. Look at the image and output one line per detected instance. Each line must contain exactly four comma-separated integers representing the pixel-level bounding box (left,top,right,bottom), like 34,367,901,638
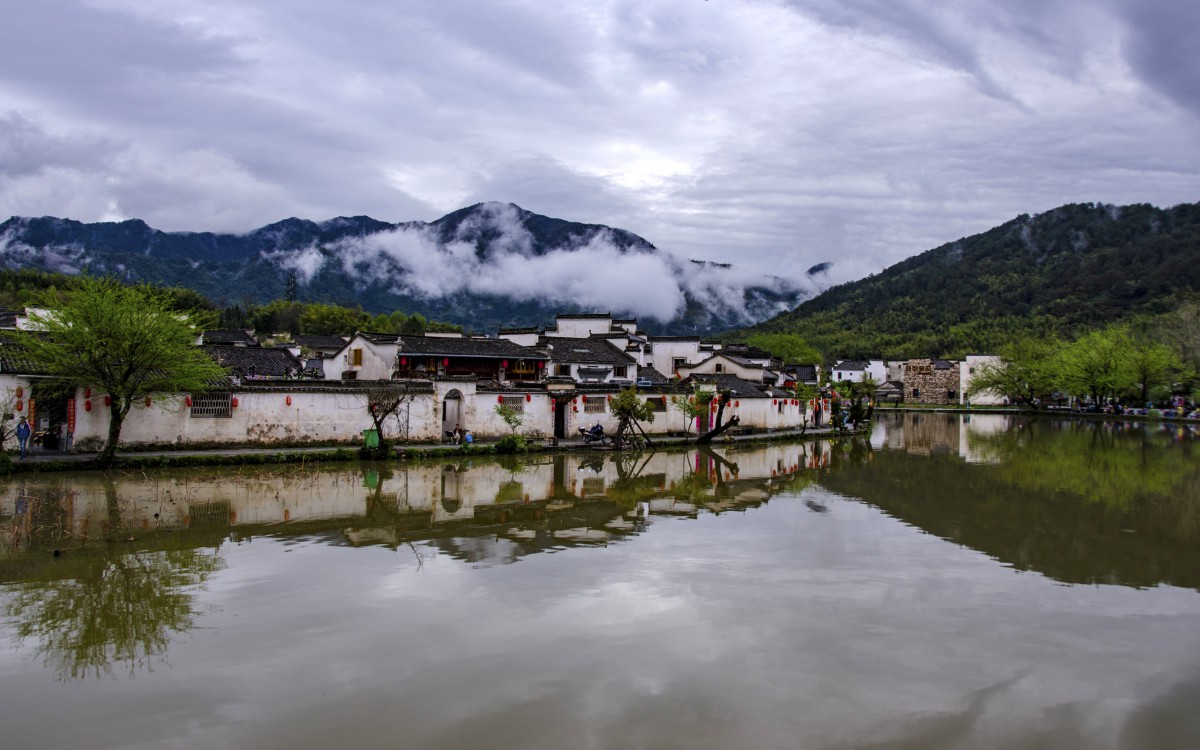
902,358,961,405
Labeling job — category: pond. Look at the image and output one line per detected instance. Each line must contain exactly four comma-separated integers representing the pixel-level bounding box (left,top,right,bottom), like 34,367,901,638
2,414,1199,749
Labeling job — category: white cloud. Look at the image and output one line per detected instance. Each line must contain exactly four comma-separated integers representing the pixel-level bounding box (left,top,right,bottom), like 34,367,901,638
0,0,1197,291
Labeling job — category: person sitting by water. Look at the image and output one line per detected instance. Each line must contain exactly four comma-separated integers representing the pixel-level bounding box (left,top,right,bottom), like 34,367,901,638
452,423,463,444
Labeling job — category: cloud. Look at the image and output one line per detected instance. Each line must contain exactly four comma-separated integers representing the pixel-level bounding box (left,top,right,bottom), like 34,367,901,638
1,0,1198,292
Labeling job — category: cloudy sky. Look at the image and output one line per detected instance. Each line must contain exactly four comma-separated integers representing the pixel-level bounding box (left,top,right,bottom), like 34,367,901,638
1,0,1198,285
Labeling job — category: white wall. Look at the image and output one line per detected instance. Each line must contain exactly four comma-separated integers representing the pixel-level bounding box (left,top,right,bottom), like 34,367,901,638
961,355,1006,405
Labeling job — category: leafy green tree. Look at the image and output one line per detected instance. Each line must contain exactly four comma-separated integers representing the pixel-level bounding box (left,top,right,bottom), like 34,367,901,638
969,336,1060,408
609,386,656,448
494,402,524,434
669,389,709,437
249,299,304,335
1125,338,1187,404
1057,326,1134,405
746,333,822,365
299,302,370,336
7,277,229,466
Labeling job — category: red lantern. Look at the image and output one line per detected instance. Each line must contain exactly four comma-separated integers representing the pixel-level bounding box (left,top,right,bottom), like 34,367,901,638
498,395,504,403
84,387,91,398
84,400,92,412
104,395,111,406
144,396,152,407
607,394,613,402
572,406,578,413
734,400,740,407
286,395,292,406
185,395,193,407
231,397,239,408
525,393,531,402
502,360,508,368
773,399,777,405
15,386,22,398
442,358,450,367
15,398,23,411
400,357,407,366
551,398,557,405
537,360,545,369
582,395,588,403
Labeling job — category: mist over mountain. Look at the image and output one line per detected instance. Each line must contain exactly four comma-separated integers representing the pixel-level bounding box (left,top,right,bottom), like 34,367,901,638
0,202,824,334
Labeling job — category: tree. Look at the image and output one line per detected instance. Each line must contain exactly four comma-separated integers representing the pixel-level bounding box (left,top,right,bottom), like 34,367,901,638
609,386,656,449
1125,338,1187,404
669,388,709,437
968,336,1060,408
364,381,424,457
745,333,822,365
7,277,229,466
1058,326,1134,406
696,389,740,444
494,402,523,434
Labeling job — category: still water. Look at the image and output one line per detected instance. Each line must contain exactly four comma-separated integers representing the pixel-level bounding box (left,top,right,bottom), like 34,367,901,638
2,414,1199,749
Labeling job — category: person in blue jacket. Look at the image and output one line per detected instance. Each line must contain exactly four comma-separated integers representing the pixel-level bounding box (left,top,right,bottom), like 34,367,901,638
16,416,31,459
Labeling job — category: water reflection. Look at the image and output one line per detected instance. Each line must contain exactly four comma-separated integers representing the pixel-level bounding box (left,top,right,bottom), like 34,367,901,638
856,413,1200,589
3,420,1200,686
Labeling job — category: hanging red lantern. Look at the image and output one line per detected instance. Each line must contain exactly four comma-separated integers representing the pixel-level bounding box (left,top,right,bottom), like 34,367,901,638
734,400,740,407
551,397,557,404
773,399,777,405
498,395,504,403
582,395,588,403
442,358,450,366
104,395,111,406
15,398,23,411
400,357,407,366
84,387,91,398
84,400,92,412
15,386,22,398
286,395,292,406
502,360,508,368
144,395,152,407
185,395,193,407
525,393,531,402
607,394,613,402
231,397,239,408
572,406,578,412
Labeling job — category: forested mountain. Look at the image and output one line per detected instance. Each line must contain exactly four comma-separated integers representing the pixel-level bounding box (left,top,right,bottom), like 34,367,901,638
740,201,1200,359
0,202,820,334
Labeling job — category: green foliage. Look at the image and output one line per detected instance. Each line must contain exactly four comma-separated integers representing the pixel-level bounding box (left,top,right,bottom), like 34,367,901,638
495,435,528,454
494,403,524,434
736,202,1200,358
6,276,231,464
968,336,1061,407
745,333,822,364
669,389,708,435
610,387,657,424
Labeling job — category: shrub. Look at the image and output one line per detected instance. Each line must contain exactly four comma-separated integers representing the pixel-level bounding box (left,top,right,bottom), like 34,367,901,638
495,435,528,454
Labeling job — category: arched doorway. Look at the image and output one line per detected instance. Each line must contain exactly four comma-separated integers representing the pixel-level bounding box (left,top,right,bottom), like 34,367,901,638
441,389,463,439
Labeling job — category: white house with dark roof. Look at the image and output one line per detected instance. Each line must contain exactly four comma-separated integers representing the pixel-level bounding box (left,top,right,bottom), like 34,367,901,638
830,359,887,383
534,336,638,384
327,332,548,383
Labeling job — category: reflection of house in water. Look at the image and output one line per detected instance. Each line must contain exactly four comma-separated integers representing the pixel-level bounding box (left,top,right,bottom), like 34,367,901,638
2,443,817,569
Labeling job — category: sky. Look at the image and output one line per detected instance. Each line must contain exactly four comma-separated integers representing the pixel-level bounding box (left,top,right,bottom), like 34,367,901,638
1,0,1198,287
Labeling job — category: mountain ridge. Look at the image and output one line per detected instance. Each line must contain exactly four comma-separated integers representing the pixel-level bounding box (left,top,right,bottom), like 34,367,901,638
0,202,819,334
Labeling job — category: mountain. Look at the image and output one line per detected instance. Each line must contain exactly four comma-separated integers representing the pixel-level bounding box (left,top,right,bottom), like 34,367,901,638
0,202,822,334
739,201,1200,359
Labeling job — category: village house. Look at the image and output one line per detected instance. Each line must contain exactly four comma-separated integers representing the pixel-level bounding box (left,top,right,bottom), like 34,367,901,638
830,359,887,384
902,358,961,404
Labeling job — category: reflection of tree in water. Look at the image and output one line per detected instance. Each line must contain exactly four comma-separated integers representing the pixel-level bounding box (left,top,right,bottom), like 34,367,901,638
974,419,1200,517
2,480,223,680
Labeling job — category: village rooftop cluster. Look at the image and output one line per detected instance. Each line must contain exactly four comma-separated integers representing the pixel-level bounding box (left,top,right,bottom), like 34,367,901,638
0,310,1001,452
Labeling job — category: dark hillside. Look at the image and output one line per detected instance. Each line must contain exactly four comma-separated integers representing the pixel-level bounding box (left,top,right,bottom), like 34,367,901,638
742,201,1200,359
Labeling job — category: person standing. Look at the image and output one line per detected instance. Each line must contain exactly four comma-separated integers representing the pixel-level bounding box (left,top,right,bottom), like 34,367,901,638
16,416,31,459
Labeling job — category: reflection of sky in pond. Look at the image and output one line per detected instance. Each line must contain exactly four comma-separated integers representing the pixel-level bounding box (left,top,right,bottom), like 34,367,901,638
0,426,1198,748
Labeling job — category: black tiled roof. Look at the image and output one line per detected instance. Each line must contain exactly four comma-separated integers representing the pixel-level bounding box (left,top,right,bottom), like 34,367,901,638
556,313,612,320
788,364,819,382
538,336,635,365
395,335,547,360
203,345,302,378
295,335,349,351
202,329,259,346
637,366,670,384
684,374,771,398
834,360,869,371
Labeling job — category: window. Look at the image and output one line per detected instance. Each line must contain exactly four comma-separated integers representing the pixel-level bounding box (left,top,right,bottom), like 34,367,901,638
912,388,920,398
672,357,686,372
613,366,628,379
341,371,358,380
947,390,957,401
556,364,571,376
500,396,525,413
350,348,363,366
190,392,233,418
646,397,667,412
714,363,724,373
584,397,606,413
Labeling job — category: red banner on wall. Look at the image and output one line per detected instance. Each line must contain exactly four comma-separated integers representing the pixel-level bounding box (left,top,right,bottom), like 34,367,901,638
67,399,76,434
